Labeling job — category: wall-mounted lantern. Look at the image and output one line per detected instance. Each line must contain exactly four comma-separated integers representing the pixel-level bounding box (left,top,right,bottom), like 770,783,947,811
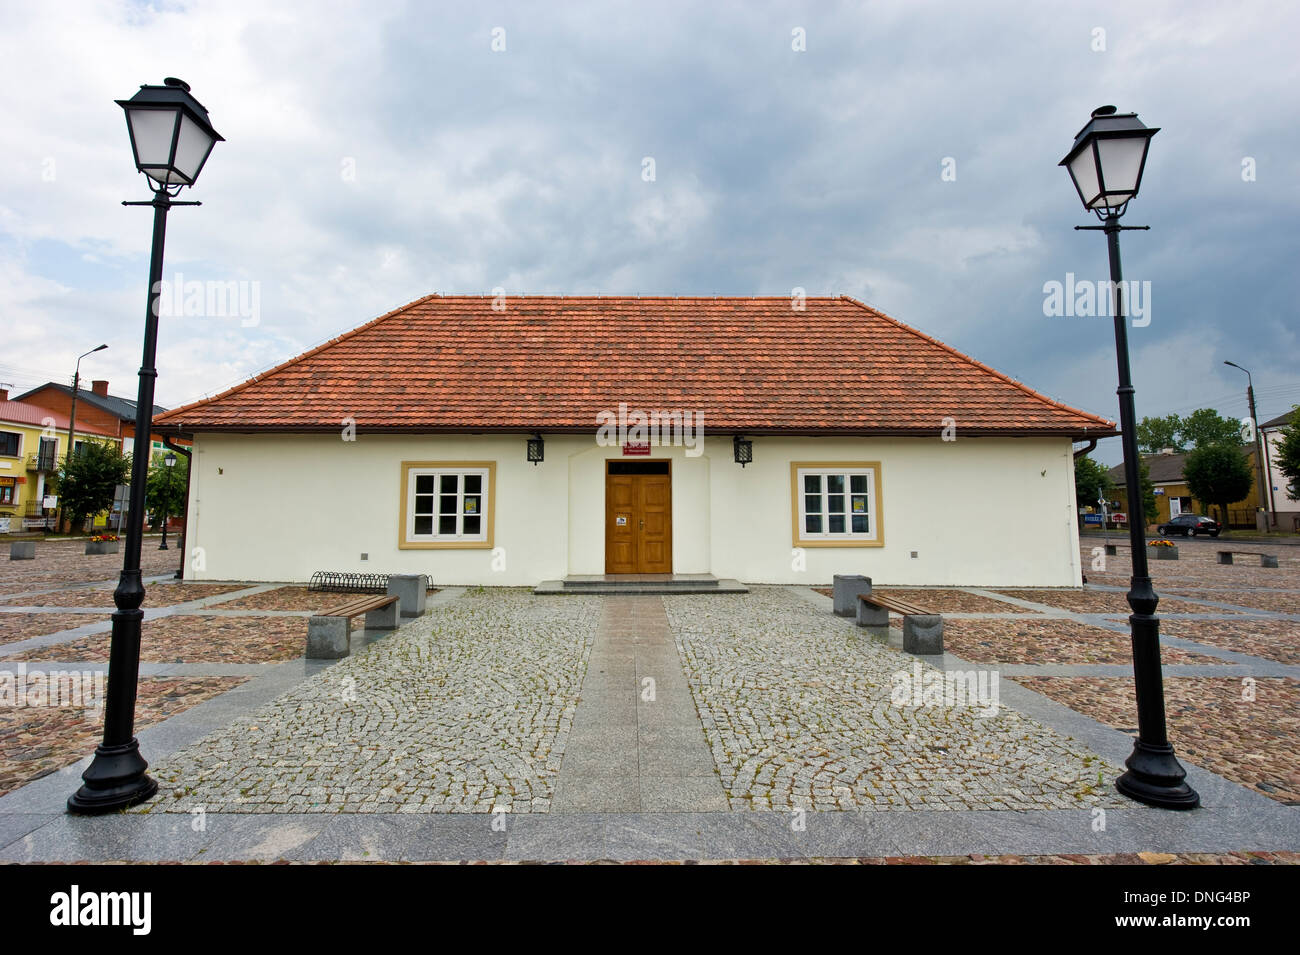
733,435,752,467
527,433,544,465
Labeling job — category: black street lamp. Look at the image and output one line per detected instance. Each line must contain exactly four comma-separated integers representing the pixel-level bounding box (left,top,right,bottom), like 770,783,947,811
1060,106,1198,810
68,78,222,814
159,451,177,550
65,344,108,470
1223,361,1275,530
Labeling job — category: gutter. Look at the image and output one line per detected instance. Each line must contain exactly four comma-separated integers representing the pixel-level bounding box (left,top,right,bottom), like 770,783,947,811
162,434,191,581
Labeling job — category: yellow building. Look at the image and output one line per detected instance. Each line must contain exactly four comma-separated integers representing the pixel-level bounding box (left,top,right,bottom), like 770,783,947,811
1106,448,1263,529
0,390,121,534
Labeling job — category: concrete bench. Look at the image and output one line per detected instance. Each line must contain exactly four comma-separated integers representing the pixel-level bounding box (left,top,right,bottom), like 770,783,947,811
307,593,400,659
386,573,429,617
857,591,944,655
1216,551,1278,568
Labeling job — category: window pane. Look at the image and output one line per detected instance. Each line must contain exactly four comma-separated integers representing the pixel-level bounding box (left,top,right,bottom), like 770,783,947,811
463,515,481,536
414,494,434,515
439,474,458,494
828,494,845,514
804,494,822,515
850,474,867,493
438,515,457,535
827,474,845,493
803,474,821,493
851,514,869,534
463,495,481,515
805,514,822,534
415,475,434,494
440,494,458,514
414,515,433,535
829,514,846,534
464,474,482,494
851,494,868,514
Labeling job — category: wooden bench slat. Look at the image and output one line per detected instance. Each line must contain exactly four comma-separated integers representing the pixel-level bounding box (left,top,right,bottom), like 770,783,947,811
858,592,932,616
323,594,399,618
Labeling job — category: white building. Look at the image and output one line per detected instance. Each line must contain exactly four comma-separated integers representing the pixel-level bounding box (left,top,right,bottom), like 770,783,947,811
155,295,1115,588
1261,409,1297,529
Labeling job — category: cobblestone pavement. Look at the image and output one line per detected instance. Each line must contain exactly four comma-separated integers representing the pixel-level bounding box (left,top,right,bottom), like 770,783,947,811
0,676,247,797
1018,676,1300,805
133,589,600,814
0,537,179,591
29,615,311,664
0,582,247,608
934,618,1222,665
666,587,1128,812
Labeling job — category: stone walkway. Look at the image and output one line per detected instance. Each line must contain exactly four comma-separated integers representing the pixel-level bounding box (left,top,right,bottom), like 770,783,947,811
2,536,1299,861
553,596,725,812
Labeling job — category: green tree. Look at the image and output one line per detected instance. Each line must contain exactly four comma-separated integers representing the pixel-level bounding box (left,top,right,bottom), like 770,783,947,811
1272,407,1300,502
1137,414,1183,453
1184,444,1253,525
145,452,188,529
57,442,131,532
1137,460,1158,524
1074,455,1112,510
1181,408,1246,449
1137,409,1246,454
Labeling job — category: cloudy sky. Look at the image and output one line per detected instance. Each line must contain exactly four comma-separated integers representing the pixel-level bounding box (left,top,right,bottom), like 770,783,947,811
2,0,1296,463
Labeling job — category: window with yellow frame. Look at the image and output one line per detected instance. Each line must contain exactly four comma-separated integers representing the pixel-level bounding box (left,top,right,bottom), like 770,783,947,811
790,461,884,547
399,461,496,549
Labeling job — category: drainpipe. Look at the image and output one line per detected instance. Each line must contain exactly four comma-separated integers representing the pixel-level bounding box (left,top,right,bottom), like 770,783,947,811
1072,438,1098,459
162,434,192,580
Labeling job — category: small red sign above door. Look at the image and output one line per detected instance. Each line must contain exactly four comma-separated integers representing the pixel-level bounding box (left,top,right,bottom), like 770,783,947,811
622,442,651,456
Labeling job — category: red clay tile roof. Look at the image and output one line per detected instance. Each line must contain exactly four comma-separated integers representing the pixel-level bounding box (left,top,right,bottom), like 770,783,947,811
155,295,1116,438
0,400,117,437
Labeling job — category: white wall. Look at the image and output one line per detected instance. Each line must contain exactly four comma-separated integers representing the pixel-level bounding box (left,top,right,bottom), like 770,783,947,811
184,432,1081,587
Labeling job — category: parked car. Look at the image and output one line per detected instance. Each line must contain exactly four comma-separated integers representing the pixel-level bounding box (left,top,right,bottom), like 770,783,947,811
1156,514,1221,538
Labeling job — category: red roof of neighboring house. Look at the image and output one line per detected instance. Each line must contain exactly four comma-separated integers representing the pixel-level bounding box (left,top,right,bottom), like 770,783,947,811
155,295,1117,438
0,400,117,437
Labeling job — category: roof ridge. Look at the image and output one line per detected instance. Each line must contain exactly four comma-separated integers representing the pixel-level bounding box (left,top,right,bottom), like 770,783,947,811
837,296,1114,430
156,293,441,424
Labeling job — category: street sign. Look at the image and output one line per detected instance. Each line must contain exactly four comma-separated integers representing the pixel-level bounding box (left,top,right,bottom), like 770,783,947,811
1084,514,1104,525
1112,512,1128,523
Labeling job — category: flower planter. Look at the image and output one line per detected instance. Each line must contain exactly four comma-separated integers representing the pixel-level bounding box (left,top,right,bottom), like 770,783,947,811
1151,545,1179,561
85,541,119,555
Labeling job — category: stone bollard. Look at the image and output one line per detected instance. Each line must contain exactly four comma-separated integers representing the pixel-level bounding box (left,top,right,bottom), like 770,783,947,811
387,574,428,617
1104,544,1117,556
903,615,944,655
1261,555,1279,569
306,617,350,659
832,574,872,617
1216,551,1233,565
9,541,36,561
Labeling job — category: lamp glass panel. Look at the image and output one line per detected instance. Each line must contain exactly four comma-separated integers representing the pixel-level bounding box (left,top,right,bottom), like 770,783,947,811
1094,136,1147,204
172,112,216,183
1068,147,1101,208
127,108,180,180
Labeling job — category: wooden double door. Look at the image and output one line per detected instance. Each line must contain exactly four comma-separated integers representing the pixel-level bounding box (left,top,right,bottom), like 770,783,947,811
605,461,672,574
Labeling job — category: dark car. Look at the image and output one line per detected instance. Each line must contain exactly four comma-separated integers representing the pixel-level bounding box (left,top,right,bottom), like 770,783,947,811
1156,514,1221,538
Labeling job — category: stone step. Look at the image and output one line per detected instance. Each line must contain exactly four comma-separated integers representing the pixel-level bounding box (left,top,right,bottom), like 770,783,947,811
534,576,748,596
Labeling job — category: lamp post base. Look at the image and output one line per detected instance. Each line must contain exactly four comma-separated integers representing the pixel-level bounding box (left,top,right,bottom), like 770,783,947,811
1116,740,1200,810
66,739,158,814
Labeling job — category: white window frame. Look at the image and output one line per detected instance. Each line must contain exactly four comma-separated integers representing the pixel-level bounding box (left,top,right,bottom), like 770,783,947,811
791,462,883,547
400,462,495,549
